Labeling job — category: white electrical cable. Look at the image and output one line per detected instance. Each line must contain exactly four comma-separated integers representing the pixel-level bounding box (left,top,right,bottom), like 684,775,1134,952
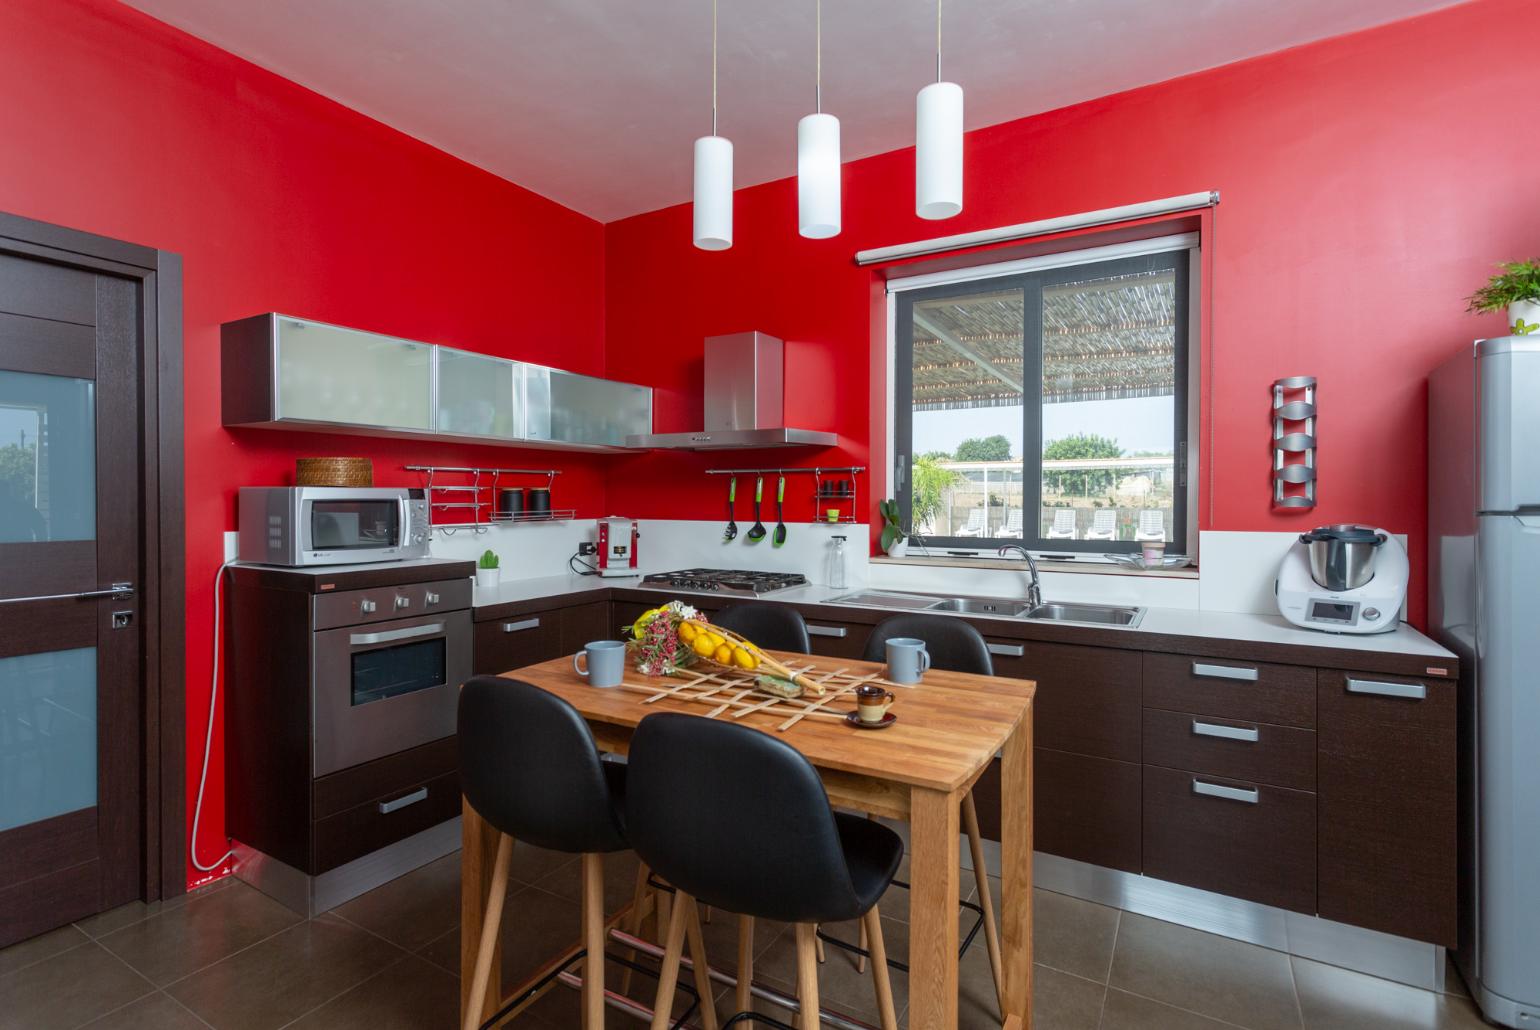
190,560,235,872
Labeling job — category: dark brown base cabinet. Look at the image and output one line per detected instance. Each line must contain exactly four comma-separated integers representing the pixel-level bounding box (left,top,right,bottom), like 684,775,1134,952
473,599,613,675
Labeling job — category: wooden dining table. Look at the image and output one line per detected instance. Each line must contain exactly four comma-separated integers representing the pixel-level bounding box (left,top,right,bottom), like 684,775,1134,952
460,650,1036,1029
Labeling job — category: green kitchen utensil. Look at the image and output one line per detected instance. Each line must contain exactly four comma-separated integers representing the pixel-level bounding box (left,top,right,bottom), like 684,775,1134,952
772,475,787,547
746,476,767,542
724,476,738,541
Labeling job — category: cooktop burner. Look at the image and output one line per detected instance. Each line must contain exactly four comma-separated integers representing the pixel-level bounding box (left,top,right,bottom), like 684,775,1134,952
640,568,809,597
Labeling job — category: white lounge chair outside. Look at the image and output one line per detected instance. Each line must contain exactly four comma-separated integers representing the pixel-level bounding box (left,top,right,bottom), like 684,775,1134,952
957,508,988,537
1046,509,1077,539
1000,509,1024,538
1086,508,1118,541
1134,509,1166,542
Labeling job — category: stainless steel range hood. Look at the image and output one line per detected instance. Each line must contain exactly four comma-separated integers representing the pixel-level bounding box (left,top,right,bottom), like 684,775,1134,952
627,331,838,451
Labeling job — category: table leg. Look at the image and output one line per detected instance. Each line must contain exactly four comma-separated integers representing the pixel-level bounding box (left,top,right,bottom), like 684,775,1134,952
907,785,961,1030
461,797,505,1029
1000,719,1034,1027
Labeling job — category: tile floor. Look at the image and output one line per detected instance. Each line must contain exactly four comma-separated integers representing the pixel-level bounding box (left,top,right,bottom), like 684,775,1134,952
0,844,1490,1030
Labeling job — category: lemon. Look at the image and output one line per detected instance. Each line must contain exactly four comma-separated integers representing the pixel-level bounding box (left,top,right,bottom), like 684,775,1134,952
690,636,715,657
714,643,733,664
732,647,757,670
678,622,698,643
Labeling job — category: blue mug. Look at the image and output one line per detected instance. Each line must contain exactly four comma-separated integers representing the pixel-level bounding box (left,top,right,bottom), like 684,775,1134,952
573,640,626,688
885,637,931,684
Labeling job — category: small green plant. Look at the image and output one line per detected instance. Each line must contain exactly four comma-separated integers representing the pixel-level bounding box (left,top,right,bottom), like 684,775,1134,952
1469,260,1540,335
878,499,906,552
477,549,500,570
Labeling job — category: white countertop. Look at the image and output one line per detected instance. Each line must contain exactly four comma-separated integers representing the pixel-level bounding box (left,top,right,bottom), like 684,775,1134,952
470,574,1455,661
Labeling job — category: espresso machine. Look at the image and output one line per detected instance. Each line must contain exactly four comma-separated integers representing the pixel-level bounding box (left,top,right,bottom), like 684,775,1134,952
596,517,639,578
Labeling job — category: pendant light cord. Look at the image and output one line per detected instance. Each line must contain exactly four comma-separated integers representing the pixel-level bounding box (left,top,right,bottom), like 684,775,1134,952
815,0,822,113
711,0,718,136
936,0,943,82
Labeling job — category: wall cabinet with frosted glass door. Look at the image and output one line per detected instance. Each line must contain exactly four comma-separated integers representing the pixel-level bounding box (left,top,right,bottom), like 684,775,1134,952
221,314,652,452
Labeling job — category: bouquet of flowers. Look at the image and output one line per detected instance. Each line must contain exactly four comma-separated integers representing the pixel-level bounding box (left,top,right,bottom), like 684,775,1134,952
627,599,821,697
628,600,704,676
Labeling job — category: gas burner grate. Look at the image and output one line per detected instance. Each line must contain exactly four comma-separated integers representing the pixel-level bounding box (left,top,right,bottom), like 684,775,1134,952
640,569,809,597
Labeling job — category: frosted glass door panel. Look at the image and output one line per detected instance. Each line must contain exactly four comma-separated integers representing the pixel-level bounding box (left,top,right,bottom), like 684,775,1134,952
275,319,432,430
548,371,653,447
0,647,97,831
436,348,517,438
0,371,95,544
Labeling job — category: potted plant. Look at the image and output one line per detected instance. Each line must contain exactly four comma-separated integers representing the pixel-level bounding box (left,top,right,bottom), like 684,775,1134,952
879,499,909,558
1468,259,1540,336
475,549,501,590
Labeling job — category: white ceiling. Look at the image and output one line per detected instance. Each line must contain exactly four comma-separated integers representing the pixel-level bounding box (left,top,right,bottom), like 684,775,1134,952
120,0,1461,223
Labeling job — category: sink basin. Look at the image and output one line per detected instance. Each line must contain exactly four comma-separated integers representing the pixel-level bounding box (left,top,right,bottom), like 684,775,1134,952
929,597,1032,617
825,590,953,611
1023,602,1145,627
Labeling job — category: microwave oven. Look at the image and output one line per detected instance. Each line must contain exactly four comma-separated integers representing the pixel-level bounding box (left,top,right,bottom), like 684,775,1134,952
237,486,431,567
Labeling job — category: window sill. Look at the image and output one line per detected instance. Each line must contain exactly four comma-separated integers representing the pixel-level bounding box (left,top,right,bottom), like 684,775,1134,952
869,554,1200,579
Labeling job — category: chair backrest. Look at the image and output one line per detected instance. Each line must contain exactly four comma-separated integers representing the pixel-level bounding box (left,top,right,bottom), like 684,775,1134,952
626,713,867,923
1051,509,1075,533
1091,508,1117,532
1139,510,1165,536
860,613,994,675
713,603,811,654
963,509,986,531
1005,509,1024,533
458,676,627,854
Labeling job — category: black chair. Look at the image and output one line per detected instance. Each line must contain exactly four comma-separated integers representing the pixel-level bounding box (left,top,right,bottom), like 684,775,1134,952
857,614,1005,1014
627,713,903,1030
713,603,812,654
458,677,713,1030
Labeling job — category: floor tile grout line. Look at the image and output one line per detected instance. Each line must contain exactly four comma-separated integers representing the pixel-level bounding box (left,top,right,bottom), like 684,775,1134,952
1286,952,1306,1029
0,935,97,980
1104,985,1257,1029
63,940,159,1029
156,910,314,992
271,950,419,1030
161,988,221,1030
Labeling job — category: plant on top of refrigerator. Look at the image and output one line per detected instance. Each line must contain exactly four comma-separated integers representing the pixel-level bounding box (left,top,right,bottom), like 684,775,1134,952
1468,259,1540,336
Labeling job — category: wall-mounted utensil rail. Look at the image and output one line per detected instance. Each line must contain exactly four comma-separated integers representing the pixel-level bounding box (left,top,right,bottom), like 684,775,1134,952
404,465,573,534
705,466,866,523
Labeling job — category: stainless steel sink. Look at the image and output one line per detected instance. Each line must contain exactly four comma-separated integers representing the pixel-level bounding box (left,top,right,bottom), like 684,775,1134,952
929,597,1032,617
825,590,953,611
1023,602,1144,627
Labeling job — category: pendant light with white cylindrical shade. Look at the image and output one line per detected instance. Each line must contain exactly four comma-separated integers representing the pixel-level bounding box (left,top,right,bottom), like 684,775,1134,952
693,0,732,250
798,0,840,238
916,0,963,220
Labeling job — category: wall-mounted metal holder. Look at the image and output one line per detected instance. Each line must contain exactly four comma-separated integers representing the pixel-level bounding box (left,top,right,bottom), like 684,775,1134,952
1272,376,1316,509
704,466,866,524
404,465,571,534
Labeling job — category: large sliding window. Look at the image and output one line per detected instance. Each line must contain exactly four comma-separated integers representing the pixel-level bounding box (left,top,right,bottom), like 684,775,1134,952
893,241,1193,556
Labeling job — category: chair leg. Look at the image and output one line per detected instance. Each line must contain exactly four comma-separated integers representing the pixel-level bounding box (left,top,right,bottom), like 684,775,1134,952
735,915,754,1018
856,919,867,974
814,924,825,963
649,890,691,1030
463,832,513,1030
619,860,652,997
962,791,1005,1017
861,906,898,1030
793,923,820,1030
683,896,720,1030
581,853,606,1029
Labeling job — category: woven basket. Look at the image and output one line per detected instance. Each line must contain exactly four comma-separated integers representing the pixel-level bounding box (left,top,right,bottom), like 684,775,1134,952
295,457,373,488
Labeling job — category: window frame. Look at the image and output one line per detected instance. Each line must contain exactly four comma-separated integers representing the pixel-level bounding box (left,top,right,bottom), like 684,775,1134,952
889,237,1195,558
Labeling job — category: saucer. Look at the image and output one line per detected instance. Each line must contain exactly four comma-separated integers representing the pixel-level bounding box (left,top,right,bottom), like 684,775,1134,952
845,711,896,730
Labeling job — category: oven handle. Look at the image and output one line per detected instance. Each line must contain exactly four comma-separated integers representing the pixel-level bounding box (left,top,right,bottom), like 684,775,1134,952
349,622,445,646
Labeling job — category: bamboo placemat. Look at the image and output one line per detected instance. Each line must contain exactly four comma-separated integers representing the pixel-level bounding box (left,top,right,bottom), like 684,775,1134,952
618,662,904,731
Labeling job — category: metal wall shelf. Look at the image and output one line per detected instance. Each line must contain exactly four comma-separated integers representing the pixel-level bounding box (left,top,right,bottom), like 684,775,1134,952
705,466,866,526
404,465,571,534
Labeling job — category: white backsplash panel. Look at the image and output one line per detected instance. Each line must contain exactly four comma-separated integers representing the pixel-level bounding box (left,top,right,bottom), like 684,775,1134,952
1198,530,1411,617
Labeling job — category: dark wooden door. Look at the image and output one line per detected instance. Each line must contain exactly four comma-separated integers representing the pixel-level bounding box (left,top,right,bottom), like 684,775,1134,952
0,251,144,946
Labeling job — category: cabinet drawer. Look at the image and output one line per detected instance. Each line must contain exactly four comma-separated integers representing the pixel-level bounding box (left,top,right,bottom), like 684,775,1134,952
313,769,460,873
1143,652,1315,729
559,601,614,653
1143,764,1316,913
473,612,562,674
991,642,1141,761
805,619,868,659
313,736,457,820
1142,709,1316,791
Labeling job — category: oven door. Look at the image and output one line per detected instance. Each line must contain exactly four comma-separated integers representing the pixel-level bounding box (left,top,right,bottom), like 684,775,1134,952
312,609,471,776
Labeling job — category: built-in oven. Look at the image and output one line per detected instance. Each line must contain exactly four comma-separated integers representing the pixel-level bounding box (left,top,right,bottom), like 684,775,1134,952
311,577,472,776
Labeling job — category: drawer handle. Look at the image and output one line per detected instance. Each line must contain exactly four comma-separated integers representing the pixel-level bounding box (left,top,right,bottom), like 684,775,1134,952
1192,779,1259,804
807,625,848,638
987,642,1025,657
1346,677,1426,700
1192,720,1260,743
502,618,541,633
1192,662,1259,682
377,787,428,814
350,622,444,646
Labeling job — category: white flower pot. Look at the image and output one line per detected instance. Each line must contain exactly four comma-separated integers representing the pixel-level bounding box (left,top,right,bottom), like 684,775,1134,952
475,568,500,591
886,538,909,558
1509,299,1540,336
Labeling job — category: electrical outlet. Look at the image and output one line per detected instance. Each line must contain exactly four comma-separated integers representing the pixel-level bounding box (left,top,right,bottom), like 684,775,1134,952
578,542,598,556
223,531,239,563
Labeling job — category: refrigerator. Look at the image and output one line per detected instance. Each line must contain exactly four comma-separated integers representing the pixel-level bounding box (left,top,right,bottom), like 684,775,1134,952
1428,336,1540,1027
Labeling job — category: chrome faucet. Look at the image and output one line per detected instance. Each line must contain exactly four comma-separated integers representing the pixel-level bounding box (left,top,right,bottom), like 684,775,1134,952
997,545,1043,611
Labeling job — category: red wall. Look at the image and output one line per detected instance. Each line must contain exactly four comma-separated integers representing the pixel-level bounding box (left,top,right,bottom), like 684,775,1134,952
605,0,1540,628
0,0,611,886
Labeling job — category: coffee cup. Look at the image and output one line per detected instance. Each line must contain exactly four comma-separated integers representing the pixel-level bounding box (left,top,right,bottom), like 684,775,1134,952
1141,540,1166,564
884,637,931,684
856,683,896,723
573,640,626,688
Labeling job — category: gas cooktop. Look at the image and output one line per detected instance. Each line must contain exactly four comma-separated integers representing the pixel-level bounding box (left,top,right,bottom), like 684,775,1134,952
639,568,809,597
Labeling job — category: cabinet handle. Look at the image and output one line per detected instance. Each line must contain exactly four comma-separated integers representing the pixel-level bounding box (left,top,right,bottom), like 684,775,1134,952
1192,720,1259,743
1191,779,1259,804
1192,662,1259,682
807,625,848,638
377,787,428,814
350,622,444,646
1346,677,1426,700
987,642,1026,657
503,618,541,633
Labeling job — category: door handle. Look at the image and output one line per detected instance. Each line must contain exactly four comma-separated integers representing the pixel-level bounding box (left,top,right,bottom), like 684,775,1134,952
377,787,428,814
1191,779,1260,804
0,582,134,605
1192,720,1260,743
807,625,848,638
1346,677,1426,700
1191,662,1258,682
349,622,445,646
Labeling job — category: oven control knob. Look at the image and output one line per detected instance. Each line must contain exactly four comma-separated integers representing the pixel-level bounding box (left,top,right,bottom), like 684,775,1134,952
425,592,440,606
394,595,410,610
360,599,377,614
